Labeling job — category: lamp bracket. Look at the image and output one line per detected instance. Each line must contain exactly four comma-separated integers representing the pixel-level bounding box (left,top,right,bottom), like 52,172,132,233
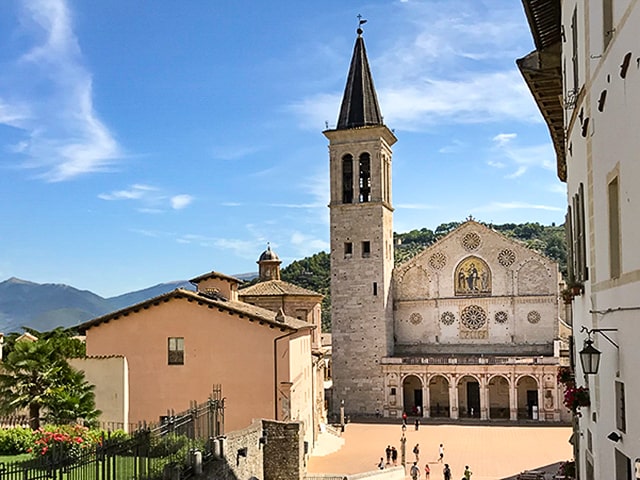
580,326,619,349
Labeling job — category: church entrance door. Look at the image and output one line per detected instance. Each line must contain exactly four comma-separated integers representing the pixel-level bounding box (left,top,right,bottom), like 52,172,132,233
466,382,480,418
402,375,423,416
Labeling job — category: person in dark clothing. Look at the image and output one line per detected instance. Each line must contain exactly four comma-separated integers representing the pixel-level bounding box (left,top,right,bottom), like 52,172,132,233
385,445,392,464
443,463,451,480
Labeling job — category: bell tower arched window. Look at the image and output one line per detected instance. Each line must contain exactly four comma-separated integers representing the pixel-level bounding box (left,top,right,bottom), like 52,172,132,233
359,153,371,202
342,154,354,204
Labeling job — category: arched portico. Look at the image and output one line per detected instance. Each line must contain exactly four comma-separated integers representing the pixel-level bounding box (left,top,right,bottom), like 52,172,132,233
402,374,423,416
428,375,450,417
516,375,539,419
456,375,481,418
487,375,510,419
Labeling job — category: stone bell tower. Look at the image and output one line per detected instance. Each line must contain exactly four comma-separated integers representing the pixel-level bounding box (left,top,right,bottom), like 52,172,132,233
324,25,396,416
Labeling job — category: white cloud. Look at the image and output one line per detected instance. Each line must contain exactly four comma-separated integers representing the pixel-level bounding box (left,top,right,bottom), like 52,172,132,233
0,0,122,181
170,194,194,210
493,133,517,147
99,184,193,212
490,134,555,178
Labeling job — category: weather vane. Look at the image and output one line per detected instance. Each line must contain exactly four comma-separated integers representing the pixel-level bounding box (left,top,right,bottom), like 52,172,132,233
357,14,367,35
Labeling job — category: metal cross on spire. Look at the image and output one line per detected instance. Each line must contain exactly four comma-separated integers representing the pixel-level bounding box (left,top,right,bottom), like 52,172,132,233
357,14,367,35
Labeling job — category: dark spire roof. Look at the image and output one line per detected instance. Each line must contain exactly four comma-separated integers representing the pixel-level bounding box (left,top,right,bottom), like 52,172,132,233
336,28,383,130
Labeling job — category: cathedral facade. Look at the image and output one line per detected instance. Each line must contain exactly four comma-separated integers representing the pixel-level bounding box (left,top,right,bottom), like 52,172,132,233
325,28,568,422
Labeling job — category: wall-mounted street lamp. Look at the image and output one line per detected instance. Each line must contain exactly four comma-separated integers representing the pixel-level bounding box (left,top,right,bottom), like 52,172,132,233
579,326,619,375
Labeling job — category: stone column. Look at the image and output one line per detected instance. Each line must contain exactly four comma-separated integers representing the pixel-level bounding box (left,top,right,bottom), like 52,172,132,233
509,374,518,421
537,375,544,422
449,376,459,420
479,375,488,420
424,377,431,419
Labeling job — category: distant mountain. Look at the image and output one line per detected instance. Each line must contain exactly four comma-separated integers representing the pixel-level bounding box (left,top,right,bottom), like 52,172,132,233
0,273,257,334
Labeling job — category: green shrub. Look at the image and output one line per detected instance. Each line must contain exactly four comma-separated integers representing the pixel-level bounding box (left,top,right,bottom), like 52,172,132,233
0,427,35,455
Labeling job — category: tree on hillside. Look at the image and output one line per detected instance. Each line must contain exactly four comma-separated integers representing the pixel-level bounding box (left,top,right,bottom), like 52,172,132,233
0,337,97,429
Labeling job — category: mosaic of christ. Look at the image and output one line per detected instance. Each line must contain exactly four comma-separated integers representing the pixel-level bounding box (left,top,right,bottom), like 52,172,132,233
454,256,491,295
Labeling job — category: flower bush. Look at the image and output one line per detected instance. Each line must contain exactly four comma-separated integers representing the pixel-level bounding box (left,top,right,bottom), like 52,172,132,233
563,385,590,413
29,424,94,464
557,366,575,386
0,427,35,455
558,460,576,479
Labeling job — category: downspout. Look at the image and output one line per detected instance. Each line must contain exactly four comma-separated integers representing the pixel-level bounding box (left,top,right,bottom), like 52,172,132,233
274,329,296,420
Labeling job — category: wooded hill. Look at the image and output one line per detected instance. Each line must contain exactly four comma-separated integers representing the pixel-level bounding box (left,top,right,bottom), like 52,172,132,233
281,222,567,332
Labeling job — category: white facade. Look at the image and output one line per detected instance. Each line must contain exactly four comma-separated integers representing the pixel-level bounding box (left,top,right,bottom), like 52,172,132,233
521,1,640,479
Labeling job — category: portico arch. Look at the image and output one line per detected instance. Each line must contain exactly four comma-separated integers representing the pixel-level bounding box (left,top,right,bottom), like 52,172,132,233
456,375,481,418
487,375,510,419
428,375,450,417
402,375,423,416
516,375,539,419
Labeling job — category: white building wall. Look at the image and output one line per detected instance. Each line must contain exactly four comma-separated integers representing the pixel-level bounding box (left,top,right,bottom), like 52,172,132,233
561,1,640,479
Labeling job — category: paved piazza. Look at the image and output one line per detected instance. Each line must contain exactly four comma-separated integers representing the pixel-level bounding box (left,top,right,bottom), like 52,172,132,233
308,422,573,480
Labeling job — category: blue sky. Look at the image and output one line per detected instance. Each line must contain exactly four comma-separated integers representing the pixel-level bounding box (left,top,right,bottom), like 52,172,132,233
0,0,566,298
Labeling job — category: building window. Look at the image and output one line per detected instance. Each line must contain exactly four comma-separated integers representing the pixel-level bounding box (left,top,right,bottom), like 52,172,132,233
603,0,613,50
362,241,371,258
344,242,353,257
608,176,621,278
168,337,184,365
615,381,626,432
571,7,579,95
373,282,378,296
359,153,371,203
390,387,396,396
342,155,354,204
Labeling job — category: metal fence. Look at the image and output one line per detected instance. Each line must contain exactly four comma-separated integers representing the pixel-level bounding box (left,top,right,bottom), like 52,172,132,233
0,388,225,480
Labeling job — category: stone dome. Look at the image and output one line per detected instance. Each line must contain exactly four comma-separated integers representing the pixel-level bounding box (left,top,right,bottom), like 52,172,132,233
259,245,280,262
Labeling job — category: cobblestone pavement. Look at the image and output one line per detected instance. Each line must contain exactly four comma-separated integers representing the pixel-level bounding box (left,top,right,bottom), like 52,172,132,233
308,422,572,480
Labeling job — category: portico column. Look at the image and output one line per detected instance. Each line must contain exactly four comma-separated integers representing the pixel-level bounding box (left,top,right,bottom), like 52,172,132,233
509,374,518,421
537,375,544,422
480,375,488,420
423,376,430,418
449,376,458,420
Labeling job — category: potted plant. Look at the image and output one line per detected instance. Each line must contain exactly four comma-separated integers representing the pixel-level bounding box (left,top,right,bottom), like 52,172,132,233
569,282,583,296
561,288,574,304
563,385,590,414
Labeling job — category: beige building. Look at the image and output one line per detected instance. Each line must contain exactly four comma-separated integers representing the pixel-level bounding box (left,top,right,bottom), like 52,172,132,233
326,27,569,422
78,251,324,447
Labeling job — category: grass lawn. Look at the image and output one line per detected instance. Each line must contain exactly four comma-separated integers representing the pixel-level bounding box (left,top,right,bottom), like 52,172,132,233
0,453,31,464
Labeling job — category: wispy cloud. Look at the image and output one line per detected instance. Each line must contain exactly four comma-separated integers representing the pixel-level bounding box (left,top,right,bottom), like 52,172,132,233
287,1,539,132
489,132,555,178
211,144,263,161
0,0,122,181
99,184,194,212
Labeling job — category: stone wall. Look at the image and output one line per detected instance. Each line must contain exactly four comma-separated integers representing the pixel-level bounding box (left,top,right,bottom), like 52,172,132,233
206,419,304,480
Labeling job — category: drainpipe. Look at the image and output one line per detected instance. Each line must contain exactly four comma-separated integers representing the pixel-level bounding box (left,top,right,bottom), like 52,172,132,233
274,329,296,420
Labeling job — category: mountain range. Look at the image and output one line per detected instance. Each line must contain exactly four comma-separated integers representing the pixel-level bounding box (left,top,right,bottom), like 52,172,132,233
0,274,255,334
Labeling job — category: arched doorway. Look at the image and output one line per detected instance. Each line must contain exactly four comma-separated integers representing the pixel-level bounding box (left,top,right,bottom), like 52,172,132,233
457,375,480,418
402,375,423,416
516,375,539,419
487,375,510,419
428,375,450,417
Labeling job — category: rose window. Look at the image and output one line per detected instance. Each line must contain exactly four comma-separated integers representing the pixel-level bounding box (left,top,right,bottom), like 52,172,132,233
498,248,516,267
440,311,455,326
462,232,481,251
527,311,541,324
494,311,508,323
461,305,487,330
429,252,447,270
409,312,423,325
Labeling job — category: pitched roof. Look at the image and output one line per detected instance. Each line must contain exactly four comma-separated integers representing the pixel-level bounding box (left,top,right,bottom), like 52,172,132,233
189,270,242,285
336,30,383,130
76,288,312,334
238,280,322,298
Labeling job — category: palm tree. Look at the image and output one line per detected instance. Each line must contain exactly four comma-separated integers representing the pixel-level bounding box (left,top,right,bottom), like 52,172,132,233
0,340,64,429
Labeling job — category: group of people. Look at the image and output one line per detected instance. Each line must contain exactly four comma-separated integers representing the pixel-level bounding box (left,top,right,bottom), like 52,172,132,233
378,444,399,467
409,461,472,480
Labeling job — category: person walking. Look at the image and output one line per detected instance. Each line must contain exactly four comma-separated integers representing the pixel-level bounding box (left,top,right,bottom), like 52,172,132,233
413,443,420,462
443,463,451,480
415,418,420,430
438,444,445,463
410,461,421,480
385,445,392,465
424,463,430,479
391,446,398,466
463,465,472,480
